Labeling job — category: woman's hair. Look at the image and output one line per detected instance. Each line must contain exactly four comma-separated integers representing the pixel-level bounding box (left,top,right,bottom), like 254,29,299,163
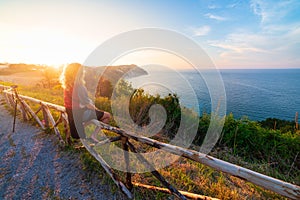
60,63,85,89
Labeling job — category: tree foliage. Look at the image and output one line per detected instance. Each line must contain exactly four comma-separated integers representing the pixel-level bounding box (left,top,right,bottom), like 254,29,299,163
96,77,113,98
40,67,60,88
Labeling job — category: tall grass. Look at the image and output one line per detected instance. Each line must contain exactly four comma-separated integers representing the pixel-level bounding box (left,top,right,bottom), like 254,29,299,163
1,80,298,199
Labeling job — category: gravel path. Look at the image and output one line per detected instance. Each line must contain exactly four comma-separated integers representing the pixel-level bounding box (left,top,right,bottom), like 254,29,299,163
0,95,125,200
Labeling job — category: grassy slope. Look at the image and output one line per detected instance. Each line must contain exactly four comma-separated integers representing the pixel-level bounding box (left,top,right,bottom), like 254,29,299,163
1,81,297,199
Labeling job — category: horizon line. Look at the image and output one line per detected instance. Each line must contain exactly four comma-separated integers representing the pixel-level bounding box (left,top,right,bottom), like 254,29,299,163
1,62,299,70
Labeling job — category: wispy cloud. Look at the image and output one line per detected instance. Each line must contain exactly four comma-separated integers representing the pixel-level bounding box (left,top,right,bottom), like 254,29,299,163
208,4,219,9
208,24,300,67
203,0,300,67
250,0,270,24
191,25,211,36
250,0,299,24
209,33,268,54
205,13,227,21
227,3,238,8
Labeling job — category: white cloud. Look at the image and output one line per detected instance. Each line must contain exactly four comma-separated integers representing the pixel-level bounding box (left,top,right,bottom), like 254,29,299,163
209,33,269,55
227,3,238,8
203,0,300,68
208,24,300,68
205,13,227,21
250,0,263,17
250,0,299,24
192,26,211,36
208,4,219,9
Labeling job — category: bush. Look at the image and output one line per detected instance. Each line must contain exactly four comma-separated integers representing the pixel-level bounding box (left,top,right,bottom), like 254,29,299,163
94,79,300,177
215,115,300,175
259,118,296,133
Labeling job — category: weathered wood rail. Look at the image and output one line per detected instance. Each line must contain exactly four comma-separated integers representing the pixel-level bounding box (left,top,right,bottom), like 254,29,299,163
0,85,69,145
1,84,299,200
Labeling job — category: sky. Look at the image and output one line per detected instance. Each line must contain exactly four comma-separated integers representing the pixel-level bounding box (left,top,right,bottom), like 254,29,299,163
0,0,299,69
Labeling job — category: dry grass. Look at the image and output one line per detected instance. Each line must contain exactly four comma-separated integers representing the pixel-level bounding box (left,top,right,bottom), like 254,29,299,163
128,154,285,200
0,79,293,200
0,70,43,86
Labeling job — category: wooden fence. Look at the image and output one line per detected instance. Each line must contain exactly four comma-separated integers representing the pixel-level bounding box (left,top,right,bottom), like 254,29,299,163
1,84,299,200
0,85,69,145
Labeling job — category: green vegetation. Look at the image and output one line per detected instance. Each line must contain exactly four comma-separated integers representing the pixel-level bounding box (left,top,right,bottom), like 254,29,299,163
217,114,299,183
0,65,299,199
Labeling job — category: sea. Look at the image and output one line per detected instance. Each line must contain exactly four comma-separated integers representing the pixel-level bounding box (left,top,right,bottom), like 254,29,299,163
127,68,300,121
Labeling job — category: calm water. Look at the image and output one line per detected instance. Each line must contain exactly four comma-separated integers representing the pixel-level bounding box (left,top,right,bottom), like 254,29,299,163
128,69,300,121
220,69,300,121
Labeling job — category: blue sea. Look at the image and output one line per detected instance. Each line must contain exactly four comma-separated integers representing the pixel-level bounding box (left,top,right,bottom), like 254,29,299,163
128,69,300,121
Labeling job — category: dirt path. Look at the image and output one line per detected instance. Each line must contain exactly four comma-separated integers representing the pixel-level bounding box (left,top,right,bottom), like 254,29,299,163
0,95,125,200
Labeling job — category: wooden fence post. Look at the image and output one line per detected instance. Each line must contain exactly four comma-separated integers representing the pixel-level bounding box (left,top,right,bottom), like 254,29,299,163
12,88,29,121
21,100,45,129
61,112,70,144
127,141,187,200
42,104,64,145
81,139,133,199
18,100,29,121
42,105,50,128
3,92,10,106
7,93,15,108
121,136,132,190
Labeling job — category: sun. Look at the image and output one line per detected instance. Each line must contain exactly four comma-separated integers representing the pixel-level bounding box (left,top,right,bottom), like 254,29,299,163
49,65,60,69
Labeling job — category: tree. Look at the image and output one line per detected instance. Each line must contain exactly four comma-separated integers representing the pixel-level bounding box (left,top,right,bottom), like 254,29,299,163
41,67,59,88
96,77,113,98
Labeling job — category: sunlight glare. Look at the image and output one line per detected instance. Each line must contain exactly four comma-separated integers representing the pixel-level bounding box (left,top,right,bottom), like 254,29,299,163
112,50,194,70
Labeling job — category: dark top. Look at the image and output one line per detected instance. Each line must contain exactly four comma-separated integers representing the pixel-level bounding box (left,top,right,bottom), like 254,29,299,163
64,84,92,109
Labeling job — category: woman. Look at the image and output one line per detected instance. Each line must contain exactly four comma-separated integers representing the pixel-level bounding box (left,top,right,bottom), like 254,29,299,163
60,63,111,139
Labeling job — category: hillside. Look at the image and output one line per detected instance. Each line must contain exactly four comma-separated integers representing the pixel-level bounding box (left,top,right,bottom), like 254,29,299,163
0,63,46,75
0,64,299,199
85,64,147,87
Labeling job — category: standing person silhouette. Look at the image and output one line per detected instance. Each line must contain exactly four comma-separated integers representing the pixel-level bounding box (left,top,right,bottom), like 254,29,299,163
60,63,111,139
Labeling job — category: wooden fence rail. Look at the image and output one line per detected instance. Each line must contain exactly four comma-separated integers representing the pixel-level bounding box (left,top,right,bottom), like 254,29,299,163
0,84,299,200
1,85,69,145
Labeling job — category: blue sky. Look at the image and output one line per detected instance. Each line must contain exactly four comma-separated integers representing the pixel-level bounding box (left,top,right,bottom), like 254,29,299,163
0,0,299,68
